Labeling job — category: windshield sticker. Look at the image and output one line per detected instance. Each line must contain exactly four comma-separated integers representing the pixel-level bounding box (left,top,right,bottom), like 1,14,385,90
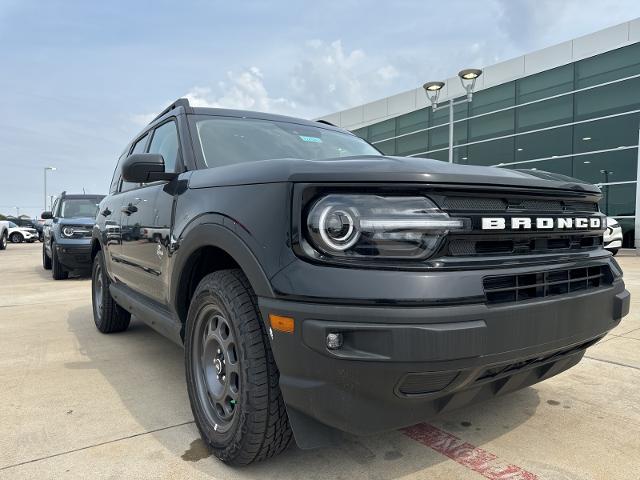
299,135,322,143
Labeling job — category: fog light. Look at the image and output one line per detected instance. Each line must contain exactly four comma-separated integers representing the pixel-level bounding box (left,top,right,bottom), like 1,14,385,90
326,332,343,350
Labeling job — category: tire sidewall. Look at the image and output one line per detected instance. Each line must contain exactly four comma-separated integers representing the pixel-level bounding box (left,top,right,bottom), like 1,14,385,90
10,232,22,243
91,251,107,330
0,232,6,249
185,282,249,453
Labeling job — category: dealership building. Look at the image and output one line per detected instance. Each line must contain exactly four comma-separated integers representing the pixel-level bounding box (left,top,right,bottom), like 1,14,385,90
320,19,640,247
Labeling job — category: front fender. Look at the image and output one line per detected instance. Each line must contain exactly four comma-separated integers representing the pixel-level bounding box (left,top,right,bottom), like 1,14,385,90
169,218,276,318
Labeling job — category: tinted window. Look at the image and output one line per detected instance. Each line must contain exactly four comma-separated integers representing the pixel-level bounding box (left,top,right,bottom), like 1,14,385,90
148,121,180,173
194,117,380,168
58,198,102,219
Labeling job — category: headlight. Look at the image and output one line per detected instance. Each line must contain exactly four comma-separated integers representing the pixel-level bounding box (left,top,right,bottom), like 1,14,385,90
61,226,91,238
306,194,467,260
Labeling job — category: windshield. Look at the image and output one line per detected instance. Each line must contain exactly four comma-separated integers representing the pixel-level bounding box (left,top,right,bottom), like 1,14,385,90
58,198,101,219
193,116,380,168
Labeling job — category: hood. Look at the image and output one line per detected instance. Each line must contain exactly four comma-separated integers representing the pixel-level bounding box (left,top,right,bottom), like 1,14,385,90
188,155,600,195
57,217,96,226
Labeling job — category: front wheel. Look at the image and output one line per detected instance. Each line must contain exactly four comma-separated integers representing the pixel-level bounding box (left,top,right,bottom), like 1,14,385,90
0,232,7,250
610,248,619,256
91,250,131,333
42,243,52,269
185,269,292,465
10,232,23,243
51,242,68,280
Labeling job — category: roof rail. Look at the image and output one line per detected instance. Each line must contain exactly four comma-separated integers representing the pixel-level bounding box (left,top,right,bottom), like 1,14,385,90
151,98,191,123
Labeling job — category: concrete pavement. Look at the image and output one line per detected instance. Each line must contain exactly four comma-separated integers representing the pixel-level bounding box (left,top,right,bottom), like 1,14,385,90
1,242,639,479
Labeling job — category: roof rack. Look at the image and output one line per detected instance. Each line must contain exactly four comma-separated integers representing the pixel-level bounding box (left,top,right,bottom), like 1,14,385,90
316,119,337,127
150,98,191,124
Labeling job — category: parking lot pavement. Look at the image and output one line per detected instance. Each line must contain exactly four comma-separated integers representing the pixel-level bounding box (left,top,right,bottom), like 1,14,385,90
1,242,639,480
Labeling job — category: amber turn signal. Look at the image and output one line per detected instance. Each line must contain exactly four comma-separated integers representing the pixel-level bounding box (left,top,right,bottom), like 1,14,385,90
269,314,294,333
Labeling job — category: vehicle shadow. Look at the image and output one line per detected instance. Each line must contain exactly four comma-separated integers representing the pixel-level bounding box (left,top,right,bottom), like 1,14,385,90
32,265,90,281
65,305,540,479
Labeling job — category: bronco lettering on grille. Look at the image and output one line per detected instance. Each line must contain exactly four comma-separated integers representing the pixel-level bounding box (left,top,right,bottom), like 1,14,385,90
481,217,603,230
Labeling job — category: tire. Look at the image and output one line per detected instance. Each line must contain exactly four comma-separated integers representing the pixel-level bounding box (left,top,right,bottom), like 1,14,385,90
91,250,131,333
185,269,292,465
42,243,52,269
0,231,6,250
51,242,69,280
10,232,23,243
610,248,619,256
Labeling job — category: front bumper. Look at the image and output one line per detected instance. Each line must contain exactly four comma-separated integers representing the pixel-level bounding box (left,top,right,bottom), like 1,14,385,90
260,258,629,443
55,240,92,270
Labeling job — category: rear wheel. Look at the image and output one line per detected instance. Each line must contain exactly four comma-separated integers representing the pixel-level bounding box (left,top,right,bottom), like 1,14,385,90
185,269,292,465
10,232,23,243
42,243,52,269
51,242,68,280
0,231,7,250
91,250,131,333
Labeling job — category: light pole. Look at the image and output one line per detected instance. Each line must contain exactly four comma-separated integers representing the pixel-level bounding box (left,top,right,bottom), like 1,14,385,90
15,206,19,217
423,68,482,163
44,167,56,212
600,169,613,216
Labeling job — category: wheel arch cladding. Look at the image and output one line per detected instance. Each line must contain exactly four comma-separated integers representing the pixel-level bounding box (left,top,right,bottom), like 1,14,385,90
172,222,275,328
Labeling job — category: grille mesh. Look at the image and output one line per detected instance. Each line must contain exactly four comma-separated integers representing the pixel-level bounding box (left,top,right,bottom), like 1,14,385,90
440,196,598,213
483,265,612,304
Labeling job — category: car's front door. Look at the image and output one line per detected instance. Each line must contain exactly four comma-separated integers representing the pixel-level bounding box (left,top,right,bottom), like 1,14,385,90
119,119,181,304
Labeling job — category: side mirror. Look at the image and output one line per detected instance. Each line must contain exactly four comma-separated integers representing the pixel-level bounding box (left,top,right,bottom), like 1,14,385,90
122,153,178,183
41,211,53,219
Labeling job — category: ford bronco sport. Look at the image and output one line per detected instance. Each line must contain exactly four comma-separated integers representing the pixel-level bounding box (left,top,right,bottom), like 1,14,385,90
91,98,630,465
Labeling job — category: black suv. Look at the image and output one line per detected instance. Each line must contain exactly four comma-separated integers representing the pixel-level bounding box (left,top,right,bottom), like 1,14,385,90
92,98,629,465
42,192,104,279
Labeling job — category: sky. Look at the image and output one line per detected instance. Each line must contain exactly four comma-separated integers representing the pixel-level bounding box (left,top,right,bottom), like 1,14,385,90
1,0,639,218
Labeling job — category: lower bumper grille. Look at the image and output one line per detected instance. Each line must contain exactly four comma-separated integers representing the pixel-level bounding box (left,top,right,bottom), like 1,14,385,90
483,265,613,304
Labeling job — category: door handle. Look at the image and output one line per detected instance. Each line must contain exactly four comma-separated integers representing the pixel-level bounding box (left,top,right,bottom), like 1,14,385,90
101,208,111,217
121,204,138,215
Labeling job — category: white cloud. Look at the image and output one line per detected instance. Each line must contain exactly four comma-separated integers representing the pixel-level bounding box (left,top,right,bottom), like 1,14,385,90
185,67,297,114
132,39,406,122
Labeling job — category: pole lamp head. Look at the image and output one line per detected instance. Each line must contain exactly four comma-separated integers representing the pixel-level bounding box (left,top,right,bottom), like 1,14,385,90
458,68,482,101
422,81,445,108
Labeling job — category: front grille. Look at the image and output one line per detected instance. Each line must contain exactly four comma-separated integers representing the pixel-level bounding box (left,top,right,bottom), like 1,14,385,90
483,265,613,304
440,195,598,213
435,192,602,258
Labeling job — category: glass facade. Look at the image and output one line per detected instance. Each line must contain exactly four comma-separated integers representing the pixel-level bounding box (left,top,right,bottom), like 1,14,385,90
352,43,640,247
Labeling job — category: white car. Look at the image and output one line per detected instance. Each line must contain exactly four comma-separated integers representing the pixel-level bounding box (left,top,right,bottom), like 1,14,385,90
7,221,38,243
604,217,623,255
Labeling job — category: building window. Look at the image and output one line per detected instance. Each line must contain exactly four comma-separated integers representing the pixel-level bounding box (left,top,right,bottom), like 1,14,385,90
516,64,574,103
573,148,638,184
514,125,573,163
600,183,636,217
573,113,640,153
396,108,429,136
467,137,514,166
575,42,640,88
396,131,427,156
368,118,395,143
